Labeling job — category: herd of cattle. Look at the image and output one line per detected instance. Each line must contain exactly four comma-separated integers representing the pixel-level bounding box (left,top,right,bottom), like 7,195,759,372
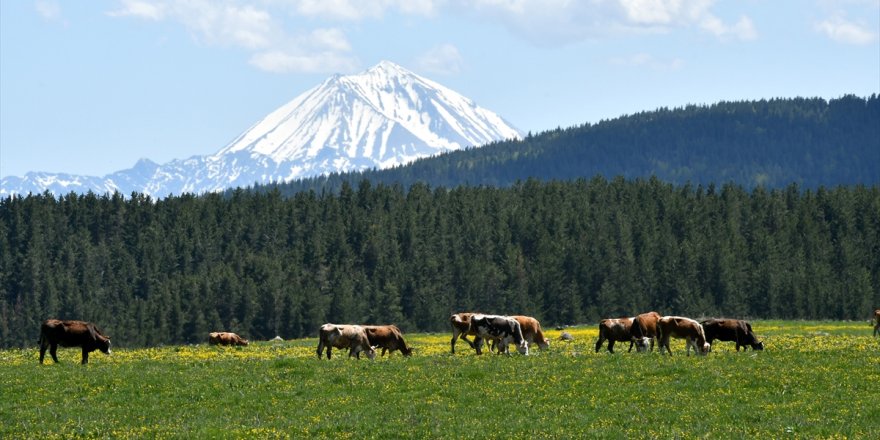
36,308,880,363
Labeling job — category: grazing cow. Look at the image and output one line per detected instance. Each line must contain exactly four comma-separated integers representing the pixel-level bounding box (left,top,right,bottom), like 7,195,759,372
657,316,710,356
493,315,551,353
363,325,413,356
450,312,479,354
873,309,880,337
317,324,376,360
39,319,111,365
469,315,529,355
631,311,662,352
208,332,249,346
700,319,764,351
595,317,636,354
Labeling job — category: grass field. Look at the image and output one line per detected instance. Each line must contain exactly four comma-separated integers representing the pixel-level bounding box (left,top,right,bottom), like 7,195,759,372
1,321,878,439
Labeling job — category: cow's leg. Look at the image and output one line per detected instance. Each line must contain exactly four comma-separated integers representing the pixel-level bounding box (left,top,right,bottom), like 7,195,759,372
327,346,332,360
594,335,605,353
607,340,615,354
628,340,634,353
450,329,459,353
660,337,671,355
39,341,48,364
474,336,484,355
317,341,324,359
81,349,89,365
50,343,59,363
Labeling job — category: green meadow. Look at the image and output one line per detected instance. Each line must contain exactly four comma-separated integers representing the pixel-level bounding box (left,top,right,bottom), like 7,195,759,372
1,321,878,439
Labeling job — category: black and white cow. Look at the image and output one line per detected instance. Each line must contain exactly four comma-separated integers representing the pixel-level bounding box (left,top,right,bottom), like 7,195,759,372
468,314,529,355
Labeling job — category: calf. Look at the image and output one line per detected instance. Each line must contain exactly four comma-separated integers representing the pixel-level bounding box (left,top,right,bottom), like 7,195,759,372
363,325,413,356
39,319,111,365
208,331,249,346
657,316,710,356
631,311,662,352
469,314,529,355
700,319,763,351
317,324,376,360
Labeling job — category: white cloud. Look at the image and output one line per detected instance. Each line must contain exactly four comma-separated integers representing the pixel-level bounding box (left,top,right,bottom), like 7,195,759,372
460,0,756,44
106,0,165,20
283,0,439,20
700,15,757,41
816,15,876,45
416,44,464,75
107,0,358,73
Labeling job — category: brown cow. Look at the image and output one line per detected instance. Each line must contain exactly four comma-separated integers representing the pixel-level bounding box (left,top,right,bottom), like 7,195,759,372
872,309,880,337
450,312,479,354
595,317,636,353
631,311,662,352
657,316,710,356
317,324,376,360
493,315,550,353
39,319,111,365
700,319,763,351
209,332,249,346
363,325,413,356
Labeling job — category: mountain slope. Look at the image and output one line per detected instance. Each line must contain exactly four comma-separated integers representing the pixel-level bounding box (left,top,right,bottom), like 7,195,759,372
265,95,880,195
1,61,521,197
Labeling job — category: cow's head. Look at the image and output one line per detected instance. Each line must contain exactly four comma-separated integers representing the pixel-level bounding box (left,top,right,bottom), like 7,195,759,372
634,337,652,352
516,340,529,356
401,345,414,356
365,346,377,360
97,336,112,355
752,340,765,351
537,338,550,350
698,342,710,355
88,324,112,355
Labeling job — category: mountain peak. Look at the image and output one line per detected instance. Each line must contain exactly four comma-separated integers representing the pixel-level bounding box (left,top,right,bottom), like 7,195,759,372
216,60,521,175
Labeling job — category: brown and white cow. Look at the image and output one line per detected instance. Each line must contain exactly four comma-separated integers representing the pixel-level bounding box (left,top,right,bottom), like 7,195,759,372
493,315,550,353
595,317,637,354
450,312,479,354
209,331,249,346
469,314,529,355
631,311,662,352
700,319,764,351
657,316,710,356
39,319,111,365
362,325,413,356
317,324,376,360
873,309,880,337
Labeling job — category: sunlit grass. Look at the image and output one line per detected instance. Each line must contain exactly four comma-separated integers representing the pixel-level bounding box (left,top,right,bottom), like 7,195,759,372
1,321,877,439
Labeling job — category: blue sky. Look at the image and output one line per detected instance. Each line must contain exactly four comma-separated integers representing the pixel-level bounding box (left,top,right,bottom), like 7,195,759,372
1,0,878,178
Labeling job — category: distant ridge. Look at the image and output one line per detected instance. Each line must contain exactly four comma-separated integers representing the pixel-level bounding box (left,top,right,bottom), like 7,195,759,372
259,95,880,195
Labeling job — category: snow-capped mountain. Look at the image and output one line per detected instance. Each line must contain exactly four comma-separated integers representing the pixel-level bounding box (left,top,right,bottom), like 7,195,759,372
1,61,521,198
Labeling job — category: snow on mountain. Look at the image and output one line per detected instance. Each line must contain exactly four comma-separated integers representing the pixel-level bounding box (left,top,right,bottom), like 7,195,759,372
1,61,521,198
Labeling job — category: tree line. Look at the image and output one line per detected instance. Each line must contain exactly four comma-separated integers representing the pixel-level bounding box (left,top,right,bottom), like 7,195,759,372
1,177,877,348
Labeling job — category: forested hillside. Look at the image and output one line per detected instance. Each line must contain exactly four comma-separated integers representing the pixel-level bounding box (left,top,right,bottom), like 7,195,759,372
2,178,878,347
264,95,879,195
